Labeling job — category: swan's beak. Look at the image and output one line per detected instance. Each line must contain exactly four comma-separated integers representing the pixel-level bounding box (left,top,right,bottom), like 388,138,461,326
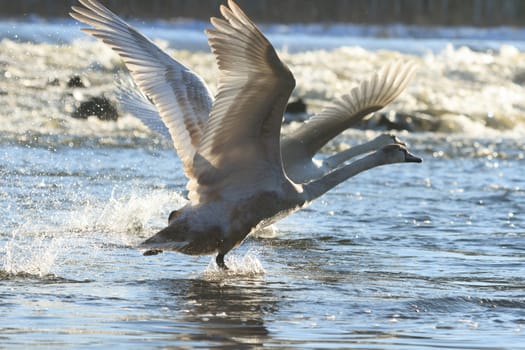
405,151,422,163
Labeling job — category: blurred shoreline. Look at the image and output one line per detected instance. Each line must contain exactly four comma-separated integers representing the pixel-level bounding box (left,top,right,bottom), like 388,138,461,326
0,0,524,27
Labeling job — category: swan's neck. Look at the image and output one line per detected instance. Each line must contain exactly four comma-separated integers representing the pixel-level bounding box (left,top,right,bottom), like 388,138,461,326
322,140,379,170
303,153,381,202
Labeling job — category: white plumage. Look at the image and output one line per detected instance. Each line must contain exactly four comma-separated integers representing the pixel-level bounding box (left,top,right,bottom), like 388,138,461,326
71,0,421,269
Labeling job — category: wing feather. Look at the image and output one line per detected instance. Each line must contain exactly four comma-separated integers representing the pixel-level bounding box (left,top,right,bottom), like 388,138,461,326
285,60,417,158
70,0,212,178
189,0,295,203
116,77,172,140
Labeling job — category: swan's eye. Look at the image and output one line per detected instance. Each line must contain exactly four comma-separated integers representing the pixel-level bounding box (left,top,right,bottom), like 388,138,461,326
168,210,180,223
384,144,402,152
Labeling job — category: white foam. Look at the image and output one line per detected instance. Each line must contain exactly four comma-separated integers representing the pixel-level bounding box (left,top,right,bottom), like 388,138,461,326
0,185,188,277
62,187,187,245
203,249,266,278
0,225,61,277
2,39,525,140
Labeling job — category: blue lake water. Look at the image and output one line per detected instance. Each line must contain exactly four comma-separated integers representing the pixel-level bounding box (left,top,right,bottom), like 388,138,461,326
1,15,525,349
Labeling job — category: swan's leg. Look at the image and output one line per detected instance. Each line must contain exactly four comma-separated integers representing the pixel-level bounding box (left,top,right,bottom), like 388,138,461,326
216,253,228,270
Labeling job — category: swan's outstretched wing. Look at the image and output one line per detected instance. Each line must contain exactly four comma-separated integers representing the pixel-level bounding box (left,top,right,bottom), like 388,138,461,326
70,0,212,178
285,61,417,158
189,0,295,202
116,77,172,140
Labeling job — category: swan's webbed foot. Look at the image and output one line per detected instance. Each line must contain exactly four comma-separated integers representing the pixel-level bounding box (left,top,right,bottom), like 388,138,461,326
143,249,163,256
216,253,228,270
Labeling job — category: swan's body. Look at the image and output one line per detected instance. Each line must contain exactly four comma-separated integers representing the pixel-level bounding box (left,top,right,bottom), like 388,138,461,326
71,0,422,269
117,62,415,183
142,143,421,267
119,76,405,184
102,7,416,184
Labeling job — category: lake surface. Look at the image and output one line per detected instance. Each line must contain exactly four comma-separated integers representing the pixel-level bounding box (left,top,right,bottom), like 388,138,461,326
1,15,524,349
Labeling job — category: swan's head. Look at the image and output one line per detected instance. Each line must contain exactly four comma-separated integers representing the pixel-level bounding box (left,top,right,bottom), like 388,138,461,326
379,144,422,164
373,134,406,147
168,209,179,224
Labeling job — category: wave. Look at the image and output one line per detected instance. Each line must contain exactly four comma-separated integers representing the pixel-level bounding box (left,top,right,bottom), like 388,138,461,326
0,186,187,277
2,18,525,48
1,32,524,141
408,295,525,314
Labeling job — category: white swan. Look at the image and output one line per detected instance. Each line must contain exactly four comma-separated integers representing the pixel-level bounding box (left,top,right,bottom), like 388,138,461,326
117,67,413,184
69,0,415,184
71,0,422,269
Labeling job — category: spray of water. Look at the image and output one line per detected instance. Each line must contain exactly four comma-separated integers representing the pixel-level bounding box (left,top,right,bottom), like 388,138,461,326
203,249,266,278
0,224,62,277
0,187,187,278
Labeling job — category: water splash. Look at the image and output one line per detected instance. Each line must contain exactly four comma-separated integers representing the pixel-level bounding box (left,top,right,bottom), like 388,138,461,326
0,186,187,278
62,187,187,244
203,249,266,278
0,224,61,277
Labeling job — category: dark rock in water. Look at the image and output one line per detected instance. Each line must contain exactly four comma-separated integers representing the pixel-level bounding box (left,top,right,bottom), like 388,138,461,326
358,111,439,132
286,98,307,114
355,111,410,131
375,112,415,131
512,70,525,85
405,112,440,131
47,78,60,86
283,111,310,123
72,96,119,121
67,75,89,88
283,98,309,123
